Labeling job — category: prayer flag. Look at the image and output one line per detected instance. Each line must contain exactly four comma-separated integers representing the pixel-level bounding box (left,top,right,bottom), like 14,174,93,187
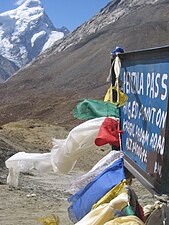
68,158,125,223
73,99,119,120
95,117,122,147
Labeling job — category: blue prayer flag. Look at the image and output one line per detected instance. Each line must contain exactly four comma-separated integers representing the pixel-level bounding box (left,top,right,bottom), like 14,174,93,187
68,157,125,223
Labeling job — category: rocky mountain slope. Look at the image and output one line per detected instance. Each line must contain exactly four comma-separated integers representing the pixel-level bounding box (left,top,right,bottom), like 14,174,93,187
43,0,161,55
0,0,69,81
0,0,169,129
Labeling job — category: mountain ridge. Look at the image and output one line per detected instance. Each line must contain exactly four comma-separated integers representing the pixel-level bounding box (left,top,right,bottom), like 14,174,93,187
0,0,169,129
41,0,161,57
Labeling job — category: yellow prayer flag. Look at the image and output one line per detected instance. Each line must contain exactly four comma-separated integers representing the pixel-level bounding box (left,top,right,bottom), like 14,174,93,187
104,85,128,107
104,215,145,225
75,192,129,225
92,179,128,210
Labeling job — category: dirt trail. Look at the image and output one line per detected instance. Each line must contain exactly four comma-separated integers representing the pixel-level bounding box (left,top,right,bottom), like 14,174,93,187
0,169,85,225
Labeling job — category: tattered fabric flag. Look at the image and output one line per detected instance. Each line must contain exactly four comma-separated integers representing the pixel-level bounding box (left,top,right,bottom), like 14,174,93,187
104,84,128,107
92,179,128,210
37,215,60,225
75,192,129,225
104,215,145,225
72,99,119,120
95,117,123,147
69,151,123,195
51,117,118,174
68,158,125,223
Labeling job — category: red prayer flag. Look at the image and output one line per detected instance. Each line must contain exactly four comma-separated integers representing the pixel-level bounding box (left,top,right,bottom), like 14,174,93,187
95,117,123,147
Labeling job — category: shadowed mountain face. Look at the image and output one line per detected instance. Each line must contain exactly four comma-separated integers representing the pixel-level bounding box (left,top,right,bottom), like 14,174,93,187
0,56,19,82
0,0,169,129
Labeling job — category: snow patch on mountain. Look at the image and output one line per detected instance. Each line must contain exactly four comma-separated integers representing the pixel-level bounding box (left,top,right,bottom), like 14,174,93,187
42,31,64,51
31,31,46,47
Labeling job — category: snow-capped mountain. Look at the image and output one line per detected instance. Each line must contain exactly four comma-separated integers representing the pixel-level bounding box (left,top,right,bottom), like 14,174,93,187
0,0,69,80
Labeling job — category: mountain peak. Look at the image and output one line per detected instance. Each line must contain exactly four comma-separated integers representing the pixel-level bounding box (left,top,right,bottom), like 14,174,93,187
12,0,44,18
0,0,68,72
17,0,42,8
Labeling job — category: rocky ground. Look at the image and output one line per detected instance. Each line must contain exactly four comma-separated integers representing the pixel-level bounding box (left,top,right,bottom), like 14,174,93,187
0,119,154,225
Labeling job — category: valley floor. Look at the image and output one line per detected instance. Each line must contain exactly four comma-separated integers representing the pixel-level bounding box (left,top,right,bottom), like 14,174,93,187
0,169,154,225
0,119,154,225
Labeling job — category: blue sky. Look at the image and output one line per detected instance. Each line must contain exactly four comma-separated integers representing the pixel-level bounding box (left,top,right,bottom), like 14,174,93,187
0,0,111,31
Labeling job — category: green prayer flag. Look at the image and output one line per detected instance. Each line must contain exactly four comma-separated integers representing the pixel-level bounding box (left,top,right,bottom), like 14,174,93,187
124,205,135,216
73,99,119,120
